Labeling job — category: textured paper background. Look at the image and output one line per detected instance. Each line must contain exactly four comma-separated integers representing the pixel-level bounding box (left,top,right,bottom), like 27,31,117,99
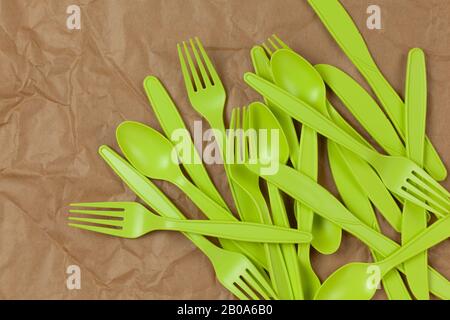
0,0,448,299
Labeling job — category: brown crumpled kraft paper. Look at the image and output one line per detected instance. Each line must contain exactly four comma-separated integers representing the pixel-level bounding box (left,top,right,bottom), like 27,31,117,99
0,0,448,299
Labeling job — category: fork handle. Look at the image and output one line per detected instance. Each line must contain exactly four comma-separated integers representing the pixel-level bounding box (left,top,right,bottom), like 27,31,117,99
158,218,312,243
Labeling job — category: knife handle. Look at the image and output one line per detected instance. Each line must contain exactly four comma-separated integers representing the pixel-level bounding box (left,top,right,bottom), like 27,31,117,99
307,0,447,181
405,48,427,165
402,48,429,300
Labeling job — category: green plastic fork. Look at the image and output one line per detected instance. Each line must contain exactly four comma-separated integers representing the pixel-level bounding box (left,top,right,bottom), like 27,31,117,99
177,37,269,269
68,201,312,243
244,71,450,217
98,145,277,300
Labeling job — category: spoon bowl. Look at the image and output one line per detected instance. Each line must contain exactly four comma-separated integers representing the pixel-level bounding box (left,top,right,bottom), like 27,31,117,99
116,121,182,182
248,102,290,164
314,263,376,300
271,48,342,254
315,215,450,300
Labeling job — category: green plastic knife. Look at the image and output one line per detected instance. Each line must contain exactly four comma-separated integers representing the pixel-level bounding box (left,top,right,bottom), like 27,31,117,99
315,64,404,157
307,0,447,181
402,48,429,300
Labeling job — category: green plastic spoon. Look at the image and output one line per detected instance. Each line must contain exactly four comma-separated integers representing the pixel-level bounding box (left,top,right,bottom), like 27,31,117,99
314,215,450,300
271,49,342,255
116,121,267,269
249,102,304,300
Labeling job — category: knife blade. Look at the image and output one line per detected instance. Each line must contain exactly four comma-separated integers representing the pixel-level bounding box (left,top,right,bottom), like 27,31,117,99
307,0,447,181
315,64,404,157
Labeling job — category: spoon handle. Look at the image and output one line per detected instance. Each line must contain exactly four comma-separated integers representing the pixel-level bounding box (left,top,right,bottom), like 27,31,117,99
380,215,450,275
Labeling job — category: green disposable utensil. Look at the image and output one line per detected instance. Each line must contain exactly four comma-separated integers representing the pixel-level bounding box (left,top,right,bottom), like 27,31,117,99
326,103,403,231
314,215,450,300
308,0,447,181
143,75,227,209
328,143,411,300
229,105,294,300
315,64,405,157
241,160,450,299
270,47,342,256
249,102,304,300
307,0,447,182
177,38,270,270
252,36,320,299
402,48,429,300
97,145,277,300
116,121,267,269
250,45,299,165
244,71,450,217
68,201,311,243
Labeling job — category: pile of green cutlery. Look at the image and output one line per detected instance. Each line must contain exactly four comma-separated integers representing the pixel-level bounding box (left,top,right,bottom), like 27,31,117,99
68,0,449,300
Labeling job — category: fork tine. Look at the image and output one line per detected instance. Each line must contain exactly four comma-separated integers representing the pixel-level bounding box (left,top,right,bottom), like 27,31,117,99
408,174,450,209
242,106,249,163
244,107,258,165
183,41,204,91
69,209,124,218
178,41,202,92
235,278,260,300
235,107,242,164
230,285,250,300
245,266,278,299
226,108,237,165
68,223,124,237
263,35,291,58
401,184,448,217
242,270,270,300
267,37,280,52
195,37,221,85
271,34,290,49
177,43,195,94
68,216,123,227
189,38,212,87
